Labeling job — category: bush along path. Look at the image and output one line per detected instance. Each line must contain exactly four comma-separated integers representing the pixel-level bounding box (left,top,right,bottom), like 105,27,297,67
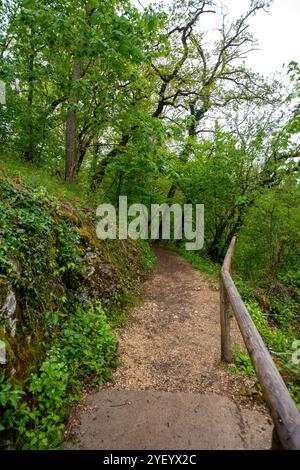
67,247,273,450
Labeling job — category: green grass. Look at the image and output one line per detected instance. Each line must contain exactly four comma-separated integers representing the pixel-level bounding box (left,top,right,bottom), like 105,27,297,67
166,241,220,277
0,154,98,209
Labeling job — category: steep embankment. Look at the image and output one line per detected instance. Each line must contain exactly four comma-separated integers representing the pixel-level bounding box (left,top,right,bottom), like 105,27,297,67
0,175,154,449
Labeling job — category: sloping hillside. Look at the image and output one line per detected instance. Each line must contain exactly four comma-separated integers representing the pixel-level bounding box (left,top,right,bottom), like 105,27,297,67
0,175,154,449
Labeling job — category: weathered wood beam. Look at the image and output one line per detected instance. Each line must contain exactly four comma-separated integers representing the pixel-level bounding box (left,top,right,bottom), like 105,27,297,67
220,237,300,450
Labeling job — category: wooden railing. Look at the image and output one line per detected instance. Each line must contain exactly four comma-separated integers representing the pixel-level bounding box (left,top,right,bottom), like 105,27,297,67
220,237,300,450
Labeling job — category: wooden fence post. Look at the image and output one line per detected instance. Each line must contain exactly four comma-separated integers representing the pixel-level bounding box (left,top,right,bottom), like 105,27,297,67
220,276,233,362
271,428,284,450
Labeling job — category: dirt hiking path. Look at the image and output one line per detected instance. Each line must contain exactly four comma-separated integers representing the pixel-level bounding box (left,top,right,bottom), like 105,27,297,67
68,247,273,449
107,247,264,399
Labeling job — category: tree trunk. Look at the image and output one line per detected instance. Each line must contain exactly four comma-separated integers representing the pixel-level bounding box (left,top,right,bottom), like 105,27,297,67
166,182,177,200
208,202,253,262
90,133,132,190
65,59,82,183
89,138,101,191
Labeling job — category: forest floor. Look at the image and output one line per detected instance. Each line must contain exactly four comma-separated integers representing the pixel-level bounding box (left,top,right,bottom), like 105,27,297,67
67,246,273,449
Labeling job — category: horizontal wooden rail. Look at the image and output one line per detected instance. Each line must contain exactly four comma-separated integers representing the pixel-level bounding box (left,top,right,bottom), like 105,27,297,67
220,237,300,450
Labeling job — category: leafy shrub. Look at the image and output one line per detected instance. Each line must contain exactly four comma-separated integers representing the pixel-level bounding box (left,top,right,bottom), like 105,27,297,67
246,300,289,352
284,361,300,412
0,373,24,432
1,303,117,449
269,296,297,330
229,350,255,376
243,299,300,410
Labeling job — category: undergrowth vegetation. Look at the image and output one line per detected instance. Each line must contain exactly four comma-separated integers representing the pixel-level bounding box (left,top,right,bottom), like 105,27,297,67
1,304,116,449
228,279,300,411
0,175,155,449
166,242,220,278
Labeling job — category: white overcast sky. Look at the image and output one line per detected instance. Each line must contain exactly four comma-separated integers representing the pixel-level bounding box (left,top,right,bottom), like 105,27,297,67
132,0,300,76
